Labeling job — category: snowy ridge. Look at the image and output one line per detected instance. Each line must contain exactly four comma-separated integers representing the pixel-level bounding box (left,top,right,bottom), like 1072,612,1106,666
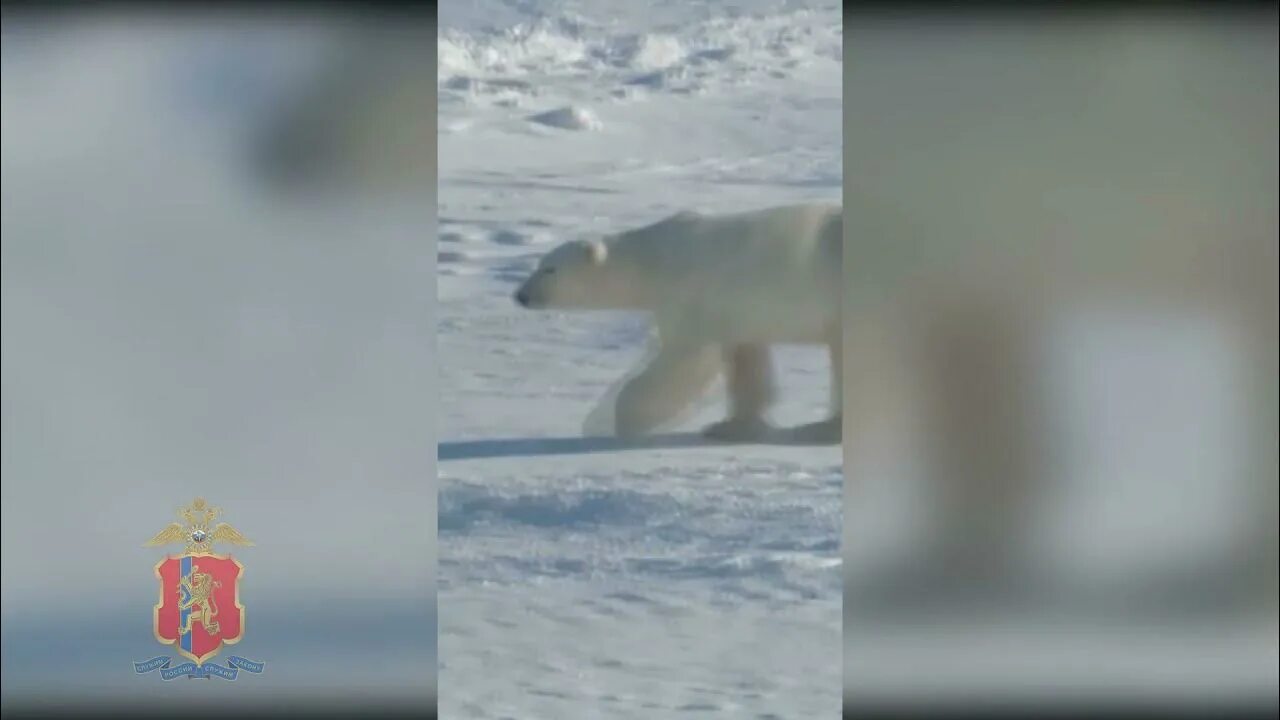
439,7,841,107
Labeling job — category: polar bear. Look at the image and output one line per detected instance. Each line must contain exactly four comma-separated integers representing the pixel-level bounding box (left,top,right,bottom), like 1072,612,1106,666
514,203,842,444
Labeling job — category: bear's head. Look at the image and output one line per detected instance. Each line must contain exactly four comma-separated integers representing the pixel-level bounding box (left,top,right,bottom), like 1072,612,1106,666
514,238,620,309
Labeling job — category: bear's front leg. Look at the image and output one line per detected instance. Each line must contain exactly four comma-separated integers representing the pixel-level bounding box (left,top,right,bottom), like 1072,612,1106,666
702,344,777,442
613,341,721,439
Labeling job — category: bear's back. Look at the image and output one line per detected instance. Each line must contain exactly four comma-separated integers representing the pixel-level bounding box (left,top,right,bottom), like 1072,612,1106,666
616,204,841,341
624,203,839,257
700,203,840,270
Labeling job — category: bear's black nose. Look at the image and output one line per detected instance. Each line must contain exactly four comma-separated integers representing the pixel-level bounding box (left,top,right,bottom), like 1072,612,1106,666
515,289,530,307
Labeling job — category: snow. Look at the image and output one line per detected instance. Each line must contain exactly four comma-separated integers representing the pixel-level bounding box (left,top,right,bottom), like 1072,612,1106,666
436,0,842,716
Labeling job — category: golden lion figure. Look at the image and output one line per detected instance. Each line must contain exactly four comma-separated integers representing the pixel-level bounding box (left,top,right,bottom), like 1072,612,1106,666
177,565,222,636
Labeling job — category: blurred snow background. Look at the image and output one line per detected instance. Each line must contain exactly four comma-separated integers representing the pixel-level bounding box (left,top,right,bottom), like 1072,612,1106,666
2,7,436,712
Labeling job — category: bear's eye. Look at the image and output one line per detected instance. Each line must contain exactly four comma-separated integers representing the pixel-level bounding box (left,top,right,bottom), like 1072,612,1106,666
542,267,557,276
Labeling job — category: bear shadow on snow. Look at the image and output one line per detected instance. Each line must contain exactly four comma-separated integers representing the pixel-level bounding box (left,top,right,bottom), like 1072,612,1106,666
437,426,838,462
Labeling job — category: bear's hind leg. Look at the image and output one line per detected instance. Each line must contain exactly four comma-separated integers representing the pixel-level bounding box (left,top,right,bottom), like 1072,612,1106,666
703,344,777,442
789,335,842,445
613,342,721,439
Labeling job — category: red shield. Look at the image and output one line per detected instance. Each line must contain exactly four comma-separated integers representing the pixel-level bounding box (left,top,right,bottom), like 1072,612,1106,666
153,553,245,665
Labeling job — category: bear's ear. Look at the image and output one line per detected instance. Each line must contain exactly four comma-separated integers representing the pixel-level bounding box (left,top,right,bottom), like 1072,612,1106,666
586,239,608,265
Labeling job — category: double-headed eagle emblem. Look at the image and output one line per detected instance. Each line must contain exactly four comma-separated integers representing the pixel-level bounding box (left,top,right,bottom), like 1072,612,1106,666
144,497,253,554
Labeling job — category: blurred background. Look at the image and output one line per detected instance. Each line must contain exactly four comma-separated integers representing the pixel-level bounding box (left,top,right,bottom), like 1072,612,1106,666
1,5,436,715
844,7,1278,713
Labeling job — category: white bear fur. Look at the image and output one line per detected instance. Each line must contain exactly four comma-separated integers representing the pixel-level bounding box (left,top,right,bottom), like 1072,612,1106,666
515,203,842,442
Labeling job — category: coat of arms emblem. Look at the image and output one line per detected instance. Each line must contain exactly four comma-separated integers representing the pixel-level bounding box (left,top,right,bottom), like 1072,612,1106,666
134,498,265,680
